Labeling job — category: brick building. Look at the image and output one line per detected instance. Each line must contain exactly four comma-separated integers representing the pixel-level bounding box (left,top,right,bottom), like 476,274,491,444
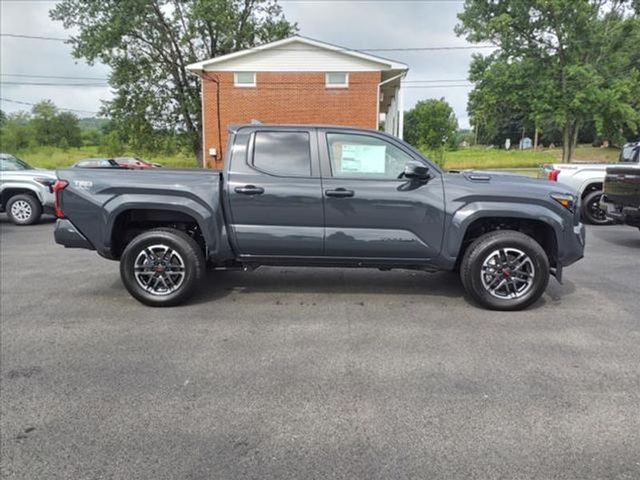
187,36,408,168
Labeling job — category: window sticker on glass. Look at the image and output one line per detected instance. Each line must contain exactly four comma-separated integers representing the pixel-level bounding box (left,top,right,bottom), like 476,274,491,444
340,144,386,174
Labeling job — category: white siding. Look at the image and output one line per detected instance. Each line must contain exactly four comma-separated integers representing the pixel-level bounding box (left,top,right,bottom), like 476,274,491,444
203,41,389,72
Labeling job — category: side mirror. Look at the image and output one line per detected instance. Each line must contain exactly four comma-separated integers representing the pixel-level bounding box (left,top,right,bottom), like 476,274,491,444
403,161,430,181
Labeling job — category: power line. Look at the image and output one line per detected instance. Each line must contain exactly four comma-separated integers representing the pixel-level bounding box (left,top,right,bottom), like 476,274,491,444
0,33,68,41
1,81,110,87
0,33,494,52
1,73,109,81
1,72,470,83
0,97,101,115
403,79,468,83
286,0,464,1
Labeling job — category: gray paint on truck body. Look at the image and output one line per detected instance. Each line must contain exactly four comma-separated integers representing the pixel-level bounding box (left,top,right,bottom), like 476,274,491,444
54,125,585,272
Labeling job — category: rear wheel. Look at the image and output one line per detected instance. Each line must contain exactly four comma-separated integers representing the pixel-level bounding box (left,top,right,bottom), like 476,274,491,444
120,228,205,307
6,194,42,225
582,190,610,225
460,230,550,311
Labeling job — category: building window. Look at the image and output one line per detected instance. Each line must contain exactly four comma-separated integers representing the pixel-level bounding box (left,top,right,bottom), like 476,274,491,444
325,72,349,88
252,131,311,177
234,72,256,87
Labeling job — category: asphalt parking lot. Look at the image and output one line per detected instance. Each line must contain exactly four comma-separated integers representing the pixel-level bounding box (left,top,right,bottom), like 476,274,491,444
1,216,639,479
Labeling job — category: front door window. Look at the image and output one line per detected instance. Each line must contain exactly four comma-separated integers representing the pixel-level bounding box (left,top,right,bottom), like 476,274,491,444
326,133,413,179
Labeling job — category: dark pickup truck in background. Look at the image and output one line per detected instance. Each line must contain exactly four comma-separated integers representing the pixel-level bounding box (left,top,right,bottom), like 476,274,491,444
53,125,585,311
601,161,640,232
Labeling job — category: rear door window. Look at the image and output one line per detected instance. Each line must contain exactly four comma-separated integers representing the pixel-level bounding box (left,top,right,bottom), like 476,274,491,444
252,131,311,177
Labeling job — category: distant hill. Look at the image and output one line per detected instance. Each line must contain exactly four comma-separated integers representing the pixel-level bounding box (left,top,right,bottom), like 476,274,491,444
79,117,109,130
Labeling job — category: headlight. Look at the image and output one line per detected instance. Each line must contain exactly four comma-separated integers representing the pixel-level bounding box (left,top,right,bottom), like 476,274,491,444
34,177,55,187
550,193,577,213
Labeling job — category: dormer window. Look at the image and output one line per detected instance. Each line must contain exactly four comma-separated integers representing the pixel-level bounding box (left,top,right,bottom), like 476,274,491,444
234,72,256,87
326,72,349,88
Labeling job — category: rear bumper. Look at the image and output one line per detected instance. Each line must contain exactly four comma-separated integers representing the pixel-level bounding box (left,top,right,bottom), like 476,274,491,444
54,219,95,250
600,197,640,227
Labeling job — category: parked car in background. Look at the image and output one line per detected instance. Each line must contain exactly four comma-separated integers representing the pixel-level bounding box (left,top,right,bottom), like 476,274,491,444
600,162,640,232
54,124,585,311
538,141,640,225
114,157,161,169
619,141,640,163
73,158,121,168
0,153,56,225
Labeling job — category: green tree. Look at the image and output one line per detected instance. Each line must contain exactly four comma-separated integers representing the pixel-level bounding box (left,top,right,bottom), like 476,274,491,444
404,98,459,150
31,100,59,146
51,0,297,166
53,112,82,148
0,112,33,152
81,127,102,146
457,0,640,161
99,130,126,157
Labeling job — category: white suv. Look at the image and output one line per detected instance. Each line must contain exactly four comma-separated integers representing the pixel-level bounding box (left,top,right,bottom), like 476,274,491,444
0,153,56,225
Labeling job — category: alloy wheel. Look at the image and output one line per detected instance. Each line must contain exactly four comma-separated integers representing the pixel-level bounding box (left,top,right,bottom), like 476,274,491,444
480,247,535,299
133,244,186,296
10,200,33,222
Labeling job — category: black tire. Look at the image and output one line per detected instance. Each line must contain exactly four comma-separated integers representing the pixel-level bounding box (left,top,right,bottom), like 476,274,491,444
6,194,42,225
460,230,550,311
582,190,610,225
120,228,205,307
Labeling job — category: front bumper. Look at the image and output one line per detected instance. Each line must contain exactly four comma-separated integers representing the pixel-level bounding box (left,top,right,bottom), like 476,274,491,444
54,219,95,250
557,220,585,268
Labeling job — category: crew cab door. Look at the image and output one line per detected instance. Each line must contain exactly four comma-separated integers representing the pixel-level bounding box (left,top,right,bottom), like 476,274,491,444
226,128,324,256
319,130,445,260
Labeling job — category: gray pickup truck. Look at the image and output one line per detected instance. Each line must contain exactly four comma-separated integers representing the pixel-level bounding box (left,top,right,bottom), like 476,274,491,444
54,125,585,311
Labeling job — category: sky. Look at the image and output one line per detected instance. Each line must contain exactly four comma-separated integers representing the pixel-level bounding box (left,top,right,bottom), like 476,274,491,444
0,0,488,128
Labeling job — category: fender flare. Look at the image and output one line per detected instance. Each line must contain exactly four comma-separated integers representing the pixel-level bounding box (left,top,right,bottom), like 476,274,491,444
0,183,45,206
443,201,565,262
104,194,221,255
578,177,604,197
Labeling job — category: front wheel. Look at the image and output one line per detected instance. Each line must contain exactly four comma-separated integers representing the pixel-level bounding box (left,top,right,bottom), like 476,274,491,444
582,190,610,225
120,228,205,307
460,230,550,311
6,194,42,225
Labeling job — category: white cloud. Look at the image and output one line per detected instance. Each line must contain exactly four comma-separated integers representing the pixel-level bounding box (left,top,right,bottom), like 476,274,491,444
281,1,479,128
1,0,478,127
0,0,112,117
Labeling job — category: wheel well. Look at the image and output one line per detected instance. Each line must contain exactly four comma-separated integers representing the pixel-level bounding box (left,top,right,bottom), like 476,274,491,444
581,182,602,199
458,217,557,268
0,188,39,209
111,209,206,259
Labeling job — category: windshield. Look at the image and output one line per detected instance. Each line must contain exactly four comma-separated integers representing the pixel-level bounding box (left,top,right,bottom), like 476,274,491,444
0,155,34,171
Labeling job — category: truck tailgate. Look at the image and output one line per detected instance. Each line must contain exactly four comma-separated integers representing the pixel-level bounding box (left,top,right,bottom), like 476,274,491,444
604,167,640,208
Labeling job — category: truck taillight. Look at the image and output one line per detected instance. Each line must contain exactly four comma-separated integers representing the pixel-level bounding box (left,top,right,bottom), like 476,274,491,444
53,180,68,218
548,169,561,181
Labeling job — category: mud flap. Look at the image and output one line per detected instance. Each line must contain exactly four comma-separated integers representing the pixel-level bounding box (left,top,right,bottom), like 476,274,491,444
550,264,563,284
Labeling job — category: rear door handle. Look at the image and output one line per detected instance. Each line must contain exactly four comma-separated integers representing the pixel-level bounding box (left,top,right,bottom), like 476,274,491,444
325,188,354,198
235,185,265,195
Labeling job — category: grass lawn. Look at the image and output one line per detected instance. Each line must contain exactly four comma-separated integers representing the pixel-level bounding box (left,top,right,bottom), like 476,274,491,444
432,145,620,170
15,144,621,172
15,146,198,169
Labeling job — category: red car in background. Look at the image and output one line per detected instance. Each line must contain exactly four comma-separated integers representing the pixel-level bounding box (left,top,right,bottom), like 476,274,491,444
114,157,162,169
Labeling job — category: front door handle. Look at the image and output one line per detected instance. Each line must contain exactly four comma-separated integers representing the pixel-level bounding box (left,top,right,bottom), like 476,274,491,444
235,185,265,195
325,188,355,198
